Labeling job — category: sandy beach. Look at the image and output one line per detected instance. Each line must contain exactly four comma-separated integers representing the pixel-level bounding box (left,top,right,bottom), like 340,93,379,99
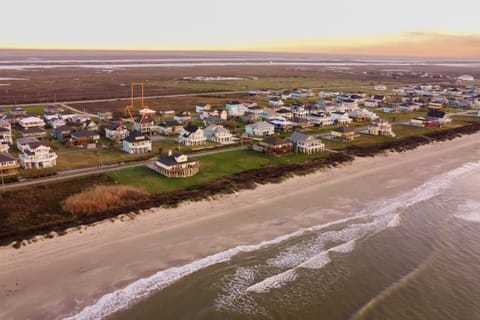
1,133,480,320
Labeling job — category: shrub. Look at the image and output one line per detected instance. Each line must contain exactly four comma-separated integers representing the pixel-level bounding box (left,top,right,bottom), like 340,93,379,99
62,185,150,215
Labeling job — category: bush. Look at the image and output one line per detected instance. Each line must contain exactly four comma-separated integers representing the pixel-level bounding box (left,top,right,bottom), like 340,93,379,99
62,185,150,215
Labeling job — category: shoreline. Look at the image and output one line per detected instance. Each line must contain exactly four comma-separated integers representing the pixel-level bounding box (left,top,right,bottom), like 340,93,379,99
1,132,480,319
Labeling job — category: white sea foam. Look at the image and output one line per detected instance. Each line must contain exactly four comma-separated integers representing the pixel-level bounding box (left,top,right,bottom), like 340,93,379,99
299,252,332,270
455,200,480,222
246,269,297,293
387,214,401,228
330,239,356,253
65,161,480,320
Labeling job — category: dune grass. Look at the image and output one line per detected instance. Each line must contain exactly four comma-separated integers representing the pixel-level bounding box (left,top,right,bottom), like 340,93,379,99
62,185,150,215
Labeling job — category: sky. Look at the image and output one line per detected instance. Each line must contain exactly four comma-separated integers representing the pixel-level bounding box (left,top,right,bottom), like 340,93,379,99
1,0,480,57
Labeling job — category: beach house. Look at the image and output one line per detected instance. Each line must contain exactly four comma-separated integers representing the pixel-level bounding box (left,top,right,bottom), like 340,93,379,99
0,152,19,177
19,141,58,169
253,137,293,154
52,125,73,142
331,127,360,142
122,131,152,154
225,101,248,117
368,119,396,137
195,103,212,113
287,132,325,154
18,116,46,129
70,130,100,147
158,121,184,136
105,124,129,142
152,152,200,178
245,122,275,136
204,125,234,144
179,125,207,146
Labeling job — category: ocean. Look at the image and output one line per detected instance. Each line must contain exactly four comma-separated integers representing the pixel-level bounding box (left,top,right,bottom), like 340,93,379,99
67,160,480,320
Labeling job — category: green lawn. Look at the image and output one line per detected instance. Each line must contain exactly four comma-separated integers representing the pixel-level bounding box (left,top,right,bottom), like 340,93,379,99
106,149,330,193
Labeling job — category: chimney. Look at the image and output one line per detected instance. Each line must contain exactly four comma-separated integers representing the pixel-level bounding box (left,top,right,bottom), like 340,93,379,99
168,149,172,156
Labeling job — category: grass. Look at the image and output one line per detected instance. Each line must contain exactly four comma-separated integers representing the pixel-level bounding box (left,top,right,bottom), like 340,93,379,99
106,149,330,193
55,148,154,171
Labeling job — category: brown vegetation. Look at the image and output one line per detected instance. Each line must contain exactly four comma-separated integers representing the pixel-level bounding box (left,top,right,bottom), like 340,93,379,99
62,185,150,215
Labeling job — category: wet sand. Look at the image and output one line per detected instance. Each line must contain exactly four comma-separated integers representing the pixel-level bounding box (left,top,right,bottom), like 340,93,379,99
1,133,480,320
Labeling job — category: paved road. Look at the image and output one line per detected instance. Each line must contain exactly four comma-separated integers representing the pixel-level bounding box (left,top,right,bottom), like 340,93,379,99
1,145,248,190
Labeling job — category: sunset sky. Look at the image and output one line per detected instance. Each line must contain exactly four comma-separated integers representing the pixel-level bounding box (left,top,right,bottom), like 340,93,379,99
2,0,479,57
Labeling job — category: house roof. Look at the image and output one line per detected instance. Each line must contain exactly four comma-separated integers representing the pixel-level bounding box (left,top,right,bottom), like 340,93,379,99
182,124,199,136
27,141,50,150
288,132,311,142
21,127,46,134
124,131,149,142
157,153,196,166
17,137,39,145
248,122,274,129
262,137,291,146
0,152,17,163
54,125,74,133
71,130,99,138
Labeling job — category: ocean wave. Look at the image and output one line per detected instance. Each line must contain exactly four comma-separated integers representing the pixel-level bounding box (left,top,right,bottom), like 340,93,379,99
246,269,297,293
64,161,480,320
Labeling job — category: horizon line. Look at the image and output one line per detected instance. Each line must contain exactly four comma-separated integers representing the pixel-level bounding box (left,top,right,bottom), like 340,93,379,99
0,47,478,60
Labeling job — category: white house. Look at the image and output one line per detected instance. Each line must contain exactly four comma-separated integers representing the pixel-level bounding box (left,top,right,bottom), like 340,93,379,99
178,125,207,146
225,101,248,117
204,125,234,144
308,113,334,126
364,100,379,108
0,142,9,153
49,118,67,129
245,122,275,136
195,103,212,113
19,141,58,169
122,131,152,154
349,109,378,121
18,116,46,129
173,111,192,123
368,119,395,137
330,112,352,124
105,124,129,142
287,132,325,154
268,97,284,107
0,126,12,144
152,152,199,178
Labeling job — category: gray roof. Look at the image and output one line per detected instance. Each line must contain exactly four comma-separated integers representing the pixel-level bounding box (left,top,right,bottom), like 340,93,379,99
71,130,98,138
287,132,311,143
17,137,39,145
0,152,17,163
